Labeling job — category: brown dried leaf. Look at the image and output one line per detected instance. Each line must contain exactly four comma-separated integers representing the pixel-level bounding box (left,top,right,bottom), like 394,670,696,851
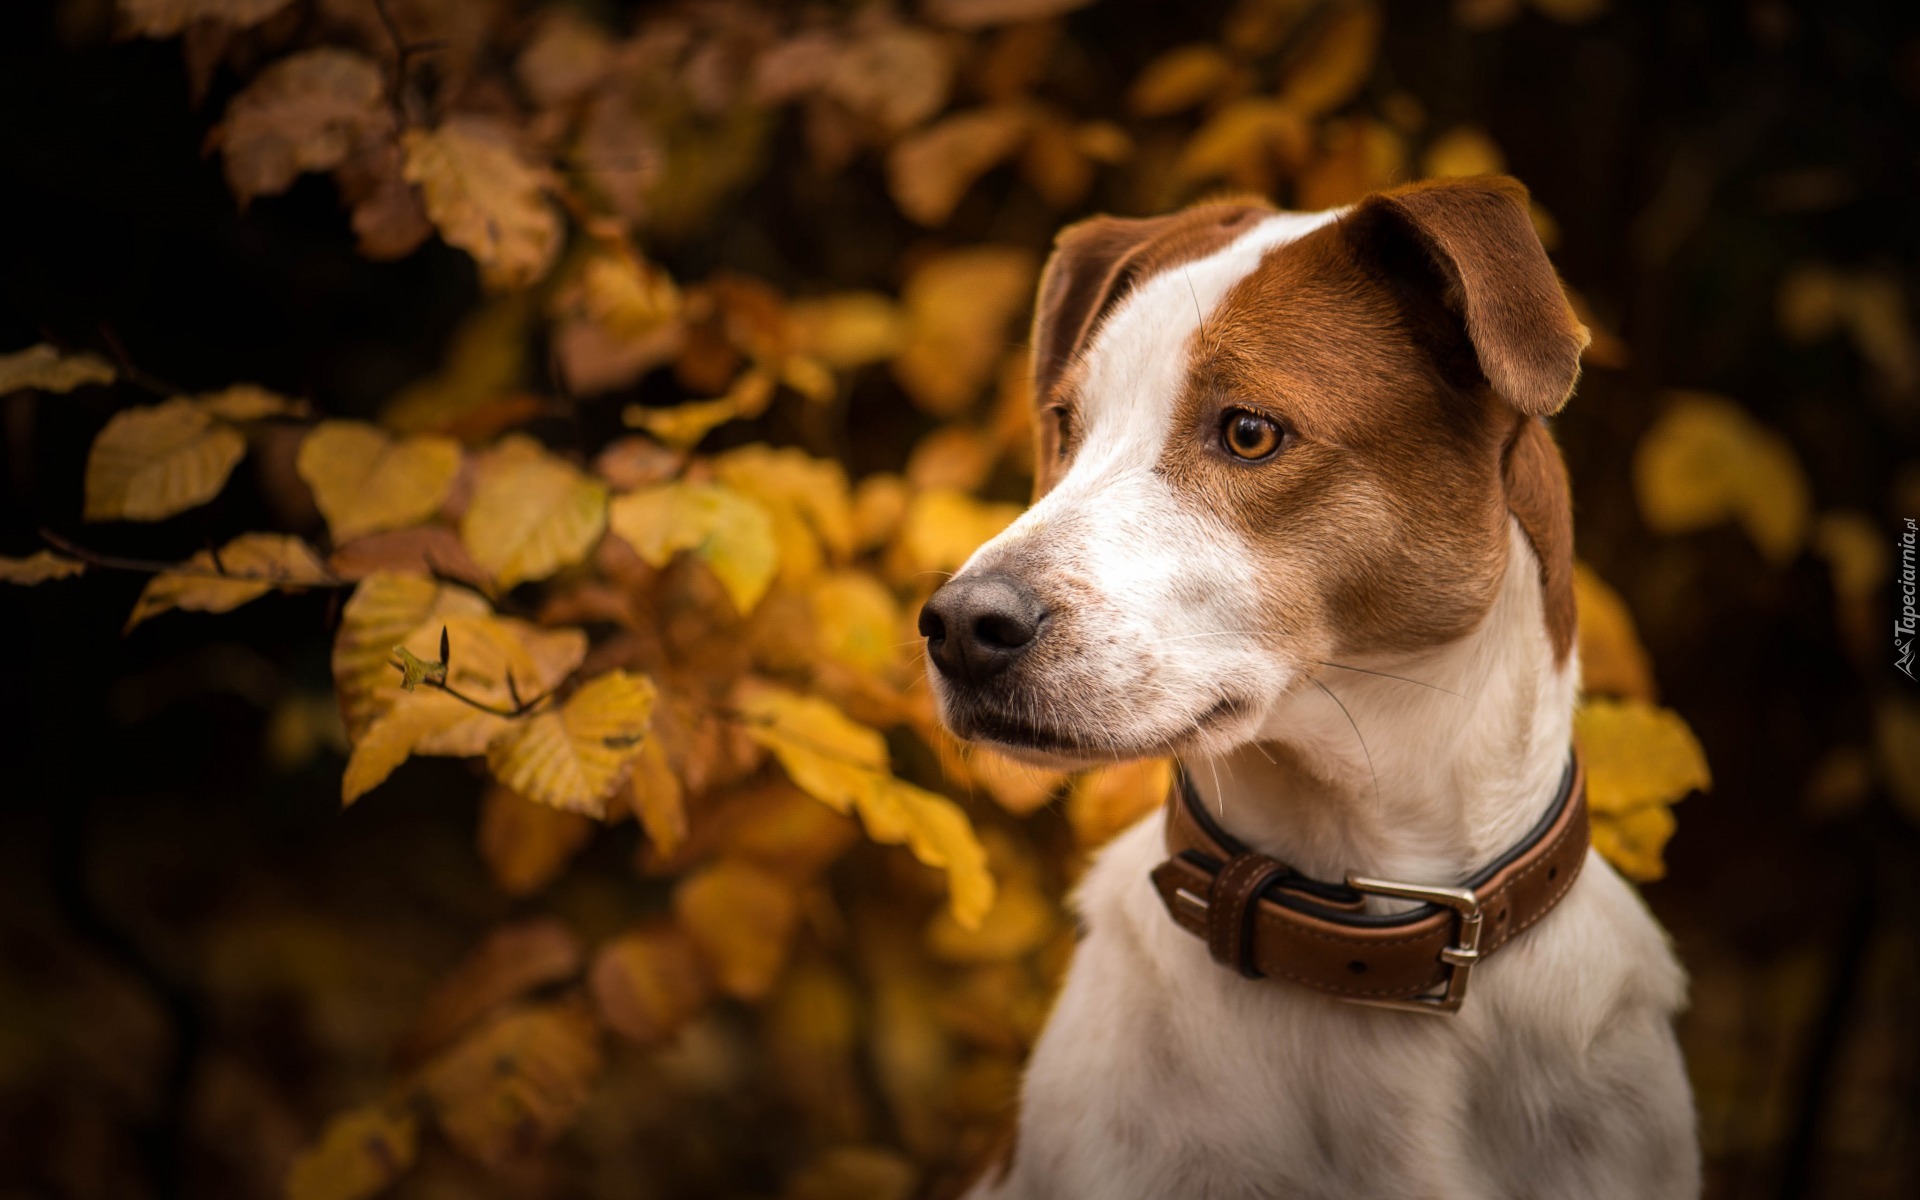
887,104,1031,227
923,0,1096,29
283,1102,417,1200
589,924,709,1045
420,1003,602,1167
118,0,294,39
826,26,953,136
403,119,561,290
1128,44,1236,117
213,48,388,204
401,919,584,1065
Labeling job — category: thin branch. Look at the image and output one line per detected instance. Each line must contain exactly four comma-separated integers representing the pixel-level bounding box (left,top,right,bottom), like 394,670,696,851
96,325,180,397
40,528,354,588
387,626,563,720
370,0,450,128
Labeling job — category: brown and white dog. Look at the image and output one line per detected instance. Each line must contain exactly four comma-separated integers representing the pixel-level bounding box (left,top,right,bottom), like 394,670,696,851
920,177,1698,1199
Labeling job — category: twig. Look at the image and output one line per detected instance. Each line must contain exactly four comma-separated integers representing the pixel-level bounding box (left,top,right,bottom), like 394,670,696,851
387,626,563,720
96,325,181,397
370,0,450,128
40,528,353,588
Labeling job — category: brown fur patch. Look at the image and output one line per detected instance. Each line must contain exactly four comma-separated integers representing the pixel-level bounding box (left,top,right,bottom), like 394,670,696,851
1502,416,1577,661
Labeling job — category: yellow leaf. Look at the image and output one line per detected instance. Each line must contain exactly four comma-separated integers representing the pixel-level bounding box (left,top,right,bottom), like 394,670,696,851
737,685,995,928
332,574,491,738
284,1103,417,1200
589,925,709,1045
825,25,953,135
485,671,657,817
1276,0,1382,117
1421,124,1506,179
1573,563,1656,701
783,1145,920,1200
461,435,608,588
1068,758,1172,849
886,104,1032,228
622,375,767,450
607,481,778,614
1576,698,1711,882
894,488,1021,576
403,119,560,290
923,0,1096,28
1633,392,1811,564
628,736,687,856
1128,44,1236,117
126,533,330,630
1813,510,1889,602
84,398,246,521
212,47,387,204
118,0,293,40
0,343,114,394
382,299,528,436
572,251,681,338
808,570,900,676
0,551,86,585
953,745,1065,816
892,247,1037,417
1176,98,1311,191
906,424,994,493
713,444,855,582
925,874,1055,964
420,1003,601,1168
515,7,613,108
341,612,587,802
297,420,462,542
787,293,905,369
765,960,866,1140
674,859,799,1000
478,785,596,898
192,383,306,422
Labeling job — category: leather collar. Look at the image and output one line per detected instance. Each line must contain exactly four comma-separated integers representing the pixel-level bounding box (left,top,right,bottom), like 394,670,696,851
1149,751,1588,1012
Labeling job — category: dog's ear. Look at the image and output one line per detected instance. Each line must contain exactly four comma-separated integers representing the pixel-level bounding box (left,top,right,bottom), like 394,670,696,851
1346,176,1590,417
1030,214,1172,406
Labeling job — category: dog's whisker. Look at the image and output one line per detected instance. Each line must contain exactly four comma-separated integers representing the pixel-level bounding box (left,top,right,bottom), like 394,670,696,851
1310,677,1378,808
1313,660,1462,697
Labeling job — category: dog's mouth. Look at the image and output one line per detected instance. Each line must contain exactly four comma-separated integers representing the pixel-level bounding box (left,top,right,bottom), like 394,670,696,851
952,693,1251,763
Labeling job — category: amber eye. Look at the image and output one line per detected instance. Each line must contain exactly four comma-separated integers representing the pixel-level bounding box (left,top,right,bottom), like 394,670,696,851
1221,409,1283,461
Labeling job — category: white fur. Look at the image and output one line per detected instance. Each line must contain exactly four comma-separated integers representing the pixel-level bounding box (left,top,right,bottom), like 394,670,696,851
944,214,1698,1198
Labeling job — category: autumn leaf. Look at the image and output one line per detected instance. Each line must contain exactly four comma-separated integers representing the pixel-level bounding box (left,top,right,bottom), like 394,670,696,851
342,613,586,803
607,480,778,614
403,119,561,290
925,873,1056,964
420,1003,602,1167
332,574,491,738
1422,124,1506,179
1276,0,1382,117
401,919,584,1065
786,292,906,369
0,551,86,585
894,488,1021,576
126,533,331,630
627,736,687,856
923,0,1097,28
1177,98,1311,191
807,570,901,676
590,924,709,1044
783,1145,920,1200
284,1102,417,1200
888,104,1032,227
674,858,800,1000
1574,563,1657,701
193,383,306,422
1633,391,1812,564
461,435,608,588
85,398,247,521
737,684,995,929
826,25,953,136
213,47,388,204
478,785,596,898
892,247,1037,416
712,444,855,584
623,367,773,451
382,298,529,437
117,0,295,40
1128,44,1237,117
0,343,114,394
485,670,657,817
1576,698,1711,882
297,420,462,541
1068,758,1173,849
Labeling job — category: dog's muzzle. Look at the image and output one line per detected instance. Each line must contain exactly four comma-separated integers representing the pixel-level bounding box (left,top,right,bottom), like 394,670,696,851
919,572,1047,685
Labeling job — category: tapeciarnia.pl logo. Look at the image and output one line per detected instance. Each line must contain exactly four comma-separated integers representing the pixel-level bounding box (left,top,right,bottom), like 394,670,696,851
1899,517,1917,680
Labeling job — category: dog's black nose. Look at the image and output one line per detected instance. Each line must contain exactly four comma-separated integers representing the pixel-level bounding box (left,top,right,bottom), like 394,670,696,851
919,573,1045,683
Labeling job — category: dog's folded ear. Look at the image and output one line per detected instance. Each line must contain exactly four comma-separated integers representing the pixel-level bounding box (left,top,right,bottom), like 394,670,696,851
1346,176,1590,417
1030,203,1271,406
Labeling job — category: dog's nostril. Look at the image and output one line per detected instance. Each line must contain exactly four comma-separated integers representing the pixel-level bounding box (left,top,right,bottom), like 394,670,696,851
917,605,946,644
974,611,1036,650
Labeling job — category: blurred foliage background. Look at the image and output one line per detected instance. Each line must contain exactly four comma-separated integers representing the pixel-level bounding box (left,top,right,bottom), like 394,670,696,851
0,0,1916,1198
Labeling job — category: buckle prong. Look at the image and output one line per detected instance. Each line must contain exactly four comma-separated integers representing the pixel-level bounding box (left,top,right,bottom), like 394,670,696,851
1341,874,1482,1015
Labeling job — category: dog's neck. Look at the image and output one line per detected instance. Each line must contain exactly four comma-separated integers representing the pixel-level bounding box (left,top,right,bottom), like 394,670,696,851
1184,522,1577,894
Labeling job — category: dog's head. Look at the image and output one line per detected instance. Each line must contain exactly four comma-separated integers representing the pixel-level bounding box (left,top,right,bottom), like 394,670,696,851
920,176,1587,767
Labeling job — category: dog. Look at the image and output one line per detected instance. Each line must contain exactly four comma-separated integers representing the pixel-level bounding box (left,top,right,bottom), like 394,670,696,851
919,176,1698,1199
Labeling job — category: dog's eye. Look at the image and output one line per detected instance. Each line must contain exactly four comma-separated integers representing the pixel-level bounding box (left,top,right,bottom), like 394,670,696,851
1046,404,1072,461
1221,410,1283,461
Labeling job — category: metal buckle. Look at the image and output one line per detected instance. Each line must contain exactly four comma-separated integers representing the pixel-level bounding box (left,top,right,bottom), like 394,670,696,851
1341,874,1483,1016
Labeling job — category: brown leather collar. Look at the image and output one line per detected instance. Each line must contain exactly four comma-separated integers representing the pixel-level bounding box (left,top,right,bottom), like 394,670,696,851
1149,751,1588,1014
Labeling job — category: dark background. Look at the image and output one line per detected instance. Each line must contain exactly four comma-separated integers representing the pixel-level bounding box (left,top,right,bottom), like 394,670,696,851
1,1,1915,1197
